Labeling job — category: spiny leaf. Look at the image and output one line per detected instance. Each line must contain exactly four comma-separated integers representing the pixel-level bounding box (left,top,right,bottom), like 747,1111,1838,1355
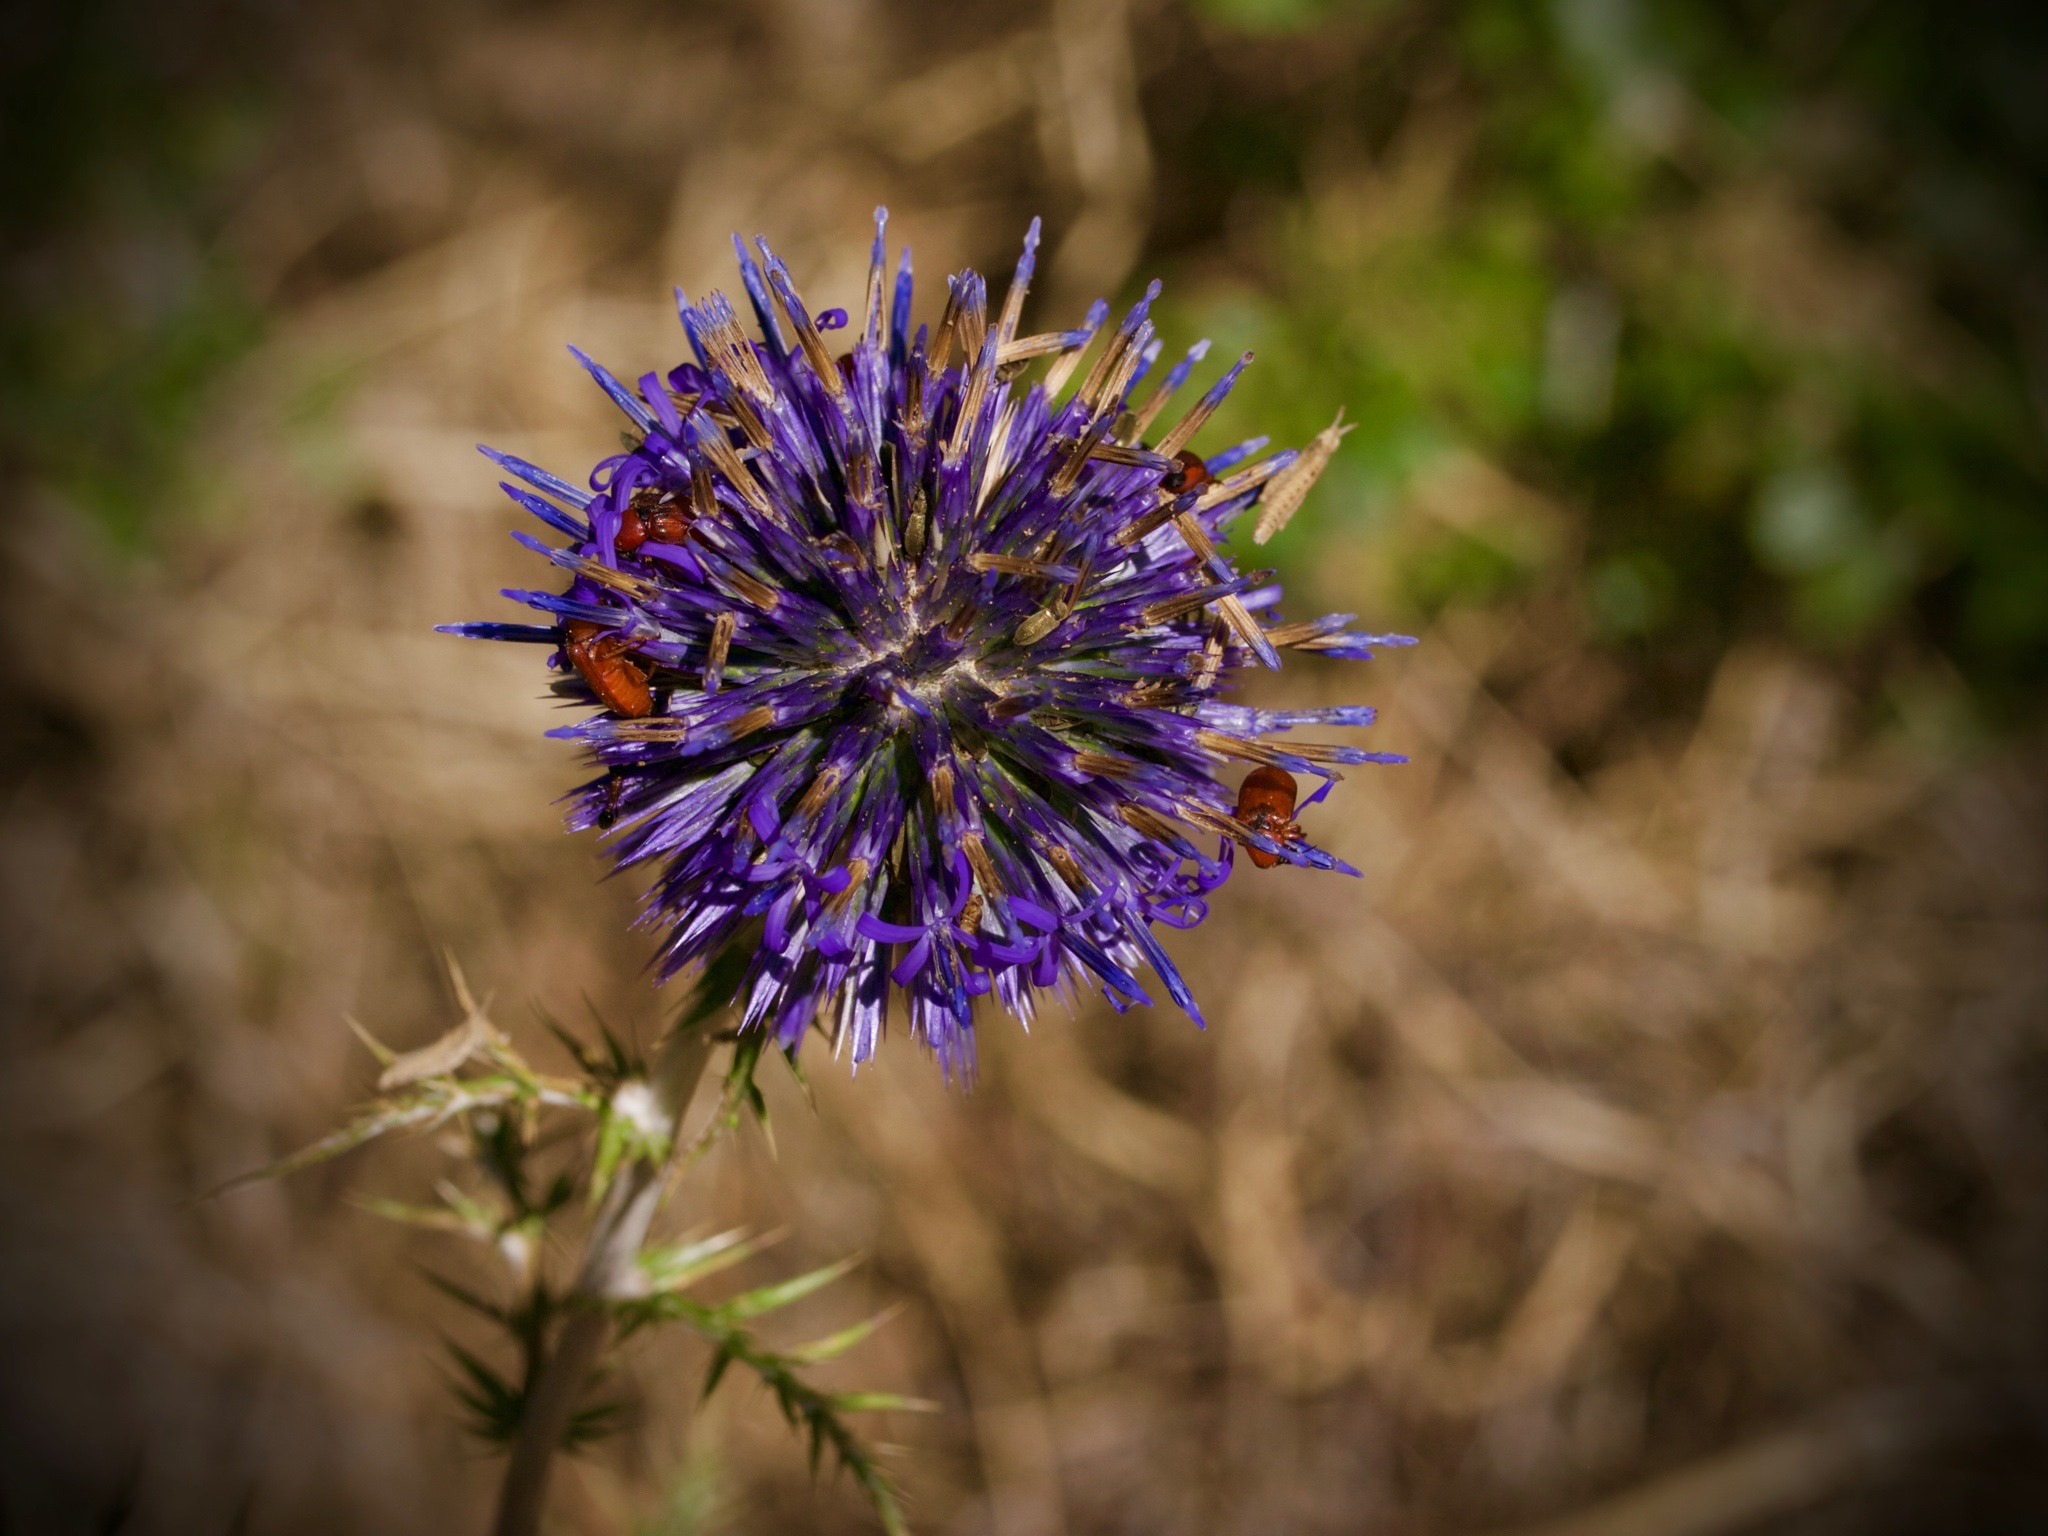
677,946,753,1038
433,1178,504,1234
419,1267,511,1325
207,1097,443,1196
381,1011,502,1092
541,999,644,1088
544,1015,607,1080
444,1340,523,1445
781,1043,814,1111
589,1104,632,1207
615,1290,715,1341
786,1306,903,1365
212,1061,599,1199
346,1014,396,1066
443,948,484,1020
638,1228,764,1294
716,1254,862,1323
540,1171,576,1216
592,1012,637,1080
565,1399,624,1450
701,1343,735,1400
588,1077,677,1206
829,1392,940,1414
723,1031,770,1131
350,1195,474,1234
655,1261,913,1536
858,1466,910,1536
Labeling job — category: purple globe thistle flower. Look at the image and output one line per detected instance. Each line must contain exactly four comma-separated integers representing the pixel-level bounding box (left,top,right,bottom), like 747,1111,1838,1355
443,212,1412,1078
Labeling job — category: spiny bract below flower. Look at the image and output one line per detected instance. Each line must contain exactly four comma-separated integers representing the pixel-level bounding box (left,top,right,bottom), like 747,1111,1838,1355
442,211,1413,1078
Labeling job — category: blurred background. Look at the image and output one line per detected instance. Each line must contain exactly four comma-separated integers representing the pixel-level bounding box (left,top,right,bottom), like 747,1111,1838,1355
3,0,2046,1531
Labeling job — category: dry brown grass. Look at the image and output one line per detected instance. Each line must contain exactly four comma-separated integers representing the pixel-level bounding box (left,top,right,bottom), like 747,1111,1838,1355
3,4,2044,1533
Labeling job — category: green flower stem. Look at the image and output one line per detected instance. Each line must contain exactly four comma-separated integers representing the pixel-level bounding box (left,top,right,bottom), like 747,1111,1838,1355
492,1019,715,1536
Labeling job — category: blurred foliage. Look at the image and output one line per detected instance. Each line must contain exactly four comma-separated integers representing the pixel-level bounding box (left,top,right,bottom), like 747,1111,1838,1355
5,0,2044,712
0,0,271,550
1165,0,2048,719
240,960,917,1534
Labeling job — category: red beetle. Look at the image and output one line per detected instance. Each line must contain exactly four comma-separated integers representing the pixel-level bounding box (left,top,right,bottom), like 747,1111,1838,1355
1235,765,1301,869
563,621,653,717
1161,450,1209,497
615,489,694,553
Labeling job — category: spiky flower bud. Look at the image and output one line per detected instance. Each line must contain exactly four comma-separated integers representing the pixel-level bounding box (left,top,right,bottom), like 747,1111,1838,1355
444,212,1411,1077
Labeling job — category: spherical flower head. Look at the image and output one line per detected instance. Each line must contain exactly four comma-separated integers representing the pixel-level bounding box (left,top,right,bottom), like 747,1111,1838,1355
443,212,1413,1078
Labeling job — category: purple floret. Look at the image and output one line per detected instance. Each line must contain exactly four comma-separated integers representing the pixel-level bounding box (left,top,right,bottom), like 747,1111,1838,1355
442,211,1409,1078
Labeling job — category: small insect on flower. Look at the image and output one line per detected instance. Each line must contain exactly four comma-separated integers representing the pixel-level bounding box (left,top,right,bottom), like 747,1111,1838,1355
1234,766,1302,869
1160,450,1209,496
442,210,1414,1077
614,487,695,554
563,621,653,718
596,771,627,831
